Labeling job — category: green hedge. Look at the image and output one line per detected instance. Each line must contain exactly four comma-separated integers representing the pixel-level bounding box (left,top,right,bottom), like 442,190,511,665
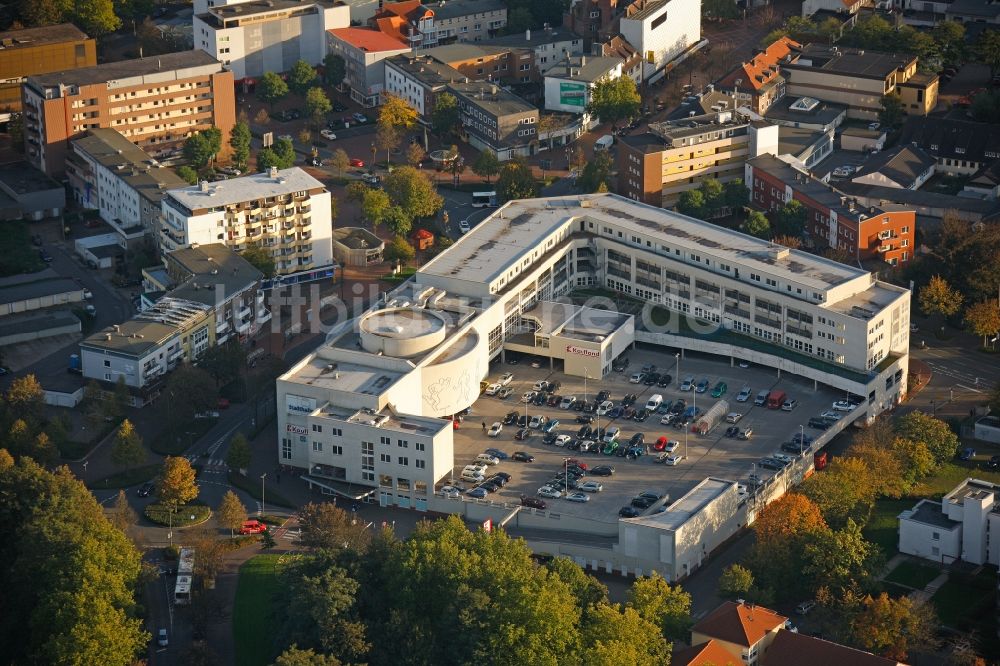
227,471,295,508
144,502,212,527
90,463,160,490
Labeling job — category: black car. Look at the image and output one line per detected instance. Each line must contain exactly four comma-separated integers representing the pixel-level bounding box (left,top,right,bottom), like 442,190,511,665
533,393,547,406
566,440,581,451
576,414,594,424
573,401,586,412
641,363,657,373
596,390,611,403
807,417,831,430
629,433,645,447
657,375,672,388
619,506,642,518
503,411,519,425
480,481,501,493
547,394,561,407
332,102,348,112
547,380,561,393
515,428,530,441
583,402,597,413
623,407,636,419
136,482,154,497
643,373,659,386
759,457,786,470
634,408,650,422
791,433,814,445
670,400,686,414
590,465,615,476
566,465,587,476
512,451,534,462
615,445,629,457
622,393,637,406
631,496,656,509
781,442,806,454
542,432,558,445
521,496,546,509
612,357,629,372
725,426,739,438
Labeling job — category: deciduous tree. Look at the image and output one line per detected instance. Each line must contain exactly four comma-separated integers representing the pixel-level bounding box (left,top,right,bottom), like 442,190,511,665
288,60,318,95
801,456,879,528
472,150,500,184
546,557,609,610
385,235,416,264
323,53,346,87
627,572,692,641
183,127,223,169
586,76,641,128
156,456,199,508
108,489,138,535
229,120,252,170
177,165,198,185
112,419,145,468
496,158,537,202
383,206,412,237
274,645,344,665
383,166,443,219
217,489,247,537
226,432,252,472
361,187,391,229
431,92,460,137
578,151,614,193
241,243,276,278
919,275,963,317
802,519,882,593
965,300,1000,348
406,142,426,167
6,374,43,424
718,563,755,599
257,71,289,109
774,199,807,237
976,28,1000,77
744,210,771,238
677,189,706,218
305,87,332,124
850,593,938,660
30,431,57,467
330,148,351,177
895,411,960,464
378,93,418,130
878,94,905,128
375,123,401,166
299,502,373,551
580,603,672,666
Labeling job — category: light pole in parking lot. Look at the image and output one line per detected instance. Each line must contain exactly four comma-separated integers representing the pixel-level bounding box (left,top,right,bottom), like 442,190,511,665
674,353,680,387
800,424,805,453
260,472,267,516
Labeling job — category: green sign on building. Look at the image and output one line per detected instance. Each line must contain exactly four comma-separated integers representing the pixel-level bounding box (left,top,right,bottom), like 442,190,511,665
559,82,587,107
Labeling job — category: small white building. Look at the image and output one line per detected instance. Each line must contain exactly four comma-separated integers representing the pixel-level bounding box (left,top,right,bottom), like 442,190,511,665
193,0,350,81
619,0,701,83
543,55,624,115
897,477,1000,566
326,27,410,107
618,478,743,582
160,167,334,278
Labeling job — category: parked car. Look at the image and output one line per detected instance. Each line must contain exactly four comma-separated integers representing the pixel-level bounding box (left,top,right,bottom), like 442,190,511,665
466,487,488,499
352,112,369,123
807,416,831,430
589,465,615,476
832,400,857,412
349,158,365,168
136,482,154,497
157,628,169,648
695,378,710,393
458,220,470,234
515,428,530,441
521,496,546,509
736,386,752,403
738,426,753,440
680,375,695,391
578,480,603,493
239,519,268,535
503,411,519,425
499,372,514,386
512,451,535,462
781,399,799,411
538,486,563,499
565,492,590,503
619,506,642,518
320,129,337,140
959,447,976,461
819,410,842,421
725,412,743,423
485,448,509,460
711,382,727,398
663,455,681,466
487,422,503,437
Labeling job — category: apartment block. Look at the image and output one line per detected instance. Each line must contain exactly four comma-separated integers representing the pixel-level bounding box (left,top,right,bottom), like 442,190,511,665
746,154,916,267
422,43,531,86
80,243,264,394
22,50,235,177
483,27,585,75
0,23,96,120
385,54,461,118
372,0,506,49
619,0,701,82
543,54,624,115
326,27,409,107
899,477,1000,567
160,167,334,278
67,128,188,250
193,0,350,81
617,111,774,206
449,80,538,160
782,44,936,120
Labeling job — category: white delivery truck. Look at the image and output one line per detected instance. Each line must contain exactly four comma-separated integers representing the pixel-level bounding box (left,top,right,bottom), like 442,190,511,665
594,134,614,151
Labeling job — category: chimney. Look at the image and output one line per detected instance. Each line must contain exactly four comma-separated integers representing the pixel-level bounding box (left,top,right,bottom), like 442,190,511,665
840,196,846,207
526,28,531,41
200,180,210,192
581,55,586,66
269,166,279,179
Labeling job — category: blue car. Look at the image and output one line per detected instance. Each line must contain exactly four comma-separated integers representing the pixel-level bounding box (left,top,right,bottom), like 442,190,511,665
608,406,624,419
466,487,488,499
485,448,509,460
542,419,560,433
959,447,976,461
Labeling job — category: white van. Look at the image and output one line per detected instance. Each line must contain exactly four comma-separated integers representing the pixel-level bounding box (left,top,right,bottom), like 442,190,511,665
594,134,614,151
645,394,663,411
596,400,614,415
603,426,620,443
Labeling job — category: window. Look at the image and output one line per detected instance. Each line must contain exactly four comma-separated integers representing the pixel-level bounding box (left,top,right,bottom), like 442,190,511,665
650,11,667,29
281,438,292,459
380,436,390,445
415,459,426,469
331,445,343,455
398,439,409,448
932,532,940,541
415,442,426,451
380,453,391,463
398,456,408,466
311,424,322,432
331,428,342,437
104,360,111,367
312,441,323,452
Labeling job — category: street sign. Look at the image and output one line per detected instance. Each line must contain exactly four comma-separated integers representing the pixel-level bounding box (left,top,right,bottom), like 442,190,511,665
482,518,492,532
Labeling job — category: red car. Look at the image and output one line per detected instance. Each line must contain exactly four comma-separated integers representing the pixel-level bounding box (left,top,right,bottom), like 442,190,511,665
240,519,267,535
350,158,365,168
562,458,587,470
653,436,668,451
217,397,230,409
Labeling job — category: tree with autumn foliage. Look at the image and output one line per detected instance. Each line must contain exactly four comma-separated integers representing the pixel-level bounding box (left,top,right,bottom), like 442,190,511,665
965,300,1000,348
918,275,963,317
156,456,199,508
800,456,879,528
849,592,938,661
748,493,828,597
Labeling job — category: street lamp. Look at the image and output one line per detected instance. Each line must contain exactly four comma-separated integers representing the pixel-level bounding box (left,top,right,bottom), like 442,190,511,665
260,472,267,516
675,352,680,387
369,143,376,175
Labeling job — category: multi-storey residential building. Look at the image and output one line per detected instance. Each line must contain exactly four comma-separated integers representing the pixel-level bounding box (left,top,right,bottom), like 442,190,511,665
160,167,334,278
0,23,96,121
482,27,585,74
372,0,506,48
449,80,538,159
385,54,463,118
617,111,776,206
564,0,624,47
592,35,643,84
543,54,624,115
193,0,350,81
278,192,911,504
900,477,1000,567
22,50,235,177
782,44,937,120
326,27,409,107
691,601,787,666
802,0,871,18
716,36,800,114
619,0,701,82
80,243,264,396
67,128,187,250
899,116,1000,177
746,154,916,267
421,43,530,85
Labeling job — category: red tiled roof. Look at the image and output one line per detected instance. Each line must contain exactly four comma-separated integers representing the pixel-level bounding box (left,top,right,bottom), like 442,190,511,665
412,228,434,239
763,629,904,666
672,639,743,666
327,27,408,52
718,35,801,92
375,16,408,42
379,0,433,21
691,601,788,648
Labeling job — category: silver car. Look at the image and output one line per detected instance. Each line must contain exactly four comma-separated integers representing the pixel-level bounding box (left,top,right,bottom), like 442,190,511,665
578,480,604,493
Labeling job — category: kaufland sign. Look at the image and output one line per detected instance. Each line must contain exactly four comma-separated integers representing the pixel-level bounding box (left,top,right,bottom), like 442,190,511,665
566,345,599,358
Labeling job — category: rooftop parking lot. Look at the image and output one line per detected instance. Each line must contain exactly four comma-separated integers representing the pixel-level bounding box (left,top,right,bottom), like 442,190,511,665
444,345,853,522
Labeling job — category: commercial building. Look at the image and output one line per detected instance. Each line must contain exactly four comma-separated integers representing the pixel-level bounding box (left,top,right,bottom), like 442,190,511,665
372,0,506,49
898,477,1000,566
746,154,916,266
716,36,800,115
691,601,788,666
543,55,624,115
80,243,264,394
449,80,538,160
331,227,384,266
21,50,236,177
763,95,847,134
617,110,774,206
160,167,334,278
619,477,743,582
67,128,188,250
0,23,96,120
619,0,701,82
782,44,936,120
899,116,1000,177
384,54,464,118
0,161,66,221
482,27,585,74
193,0,350,82
278,193,911,503
326,27,409,107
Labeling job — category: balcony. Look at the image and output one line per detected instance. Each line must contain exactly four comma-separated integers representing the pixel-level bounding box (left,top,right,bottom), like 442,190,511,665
298,205,311,214
216,331,230,345
167,348,184,362
216,319,229,334
876,244,891,253
283,221,295,230
238,306,252,320
236,320,252,334
143,365,161,378
257,308,272,324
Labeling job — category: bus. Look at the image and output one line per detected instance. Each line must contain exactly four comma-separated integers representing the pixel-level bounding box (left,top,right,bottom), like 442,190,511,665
174,547,195,605
471,191,497,208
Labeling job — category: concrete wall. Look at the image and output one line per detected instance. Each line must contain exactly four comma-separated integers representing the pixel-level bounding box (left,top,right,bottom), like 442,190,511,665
0,316,80,344
43,386,84,408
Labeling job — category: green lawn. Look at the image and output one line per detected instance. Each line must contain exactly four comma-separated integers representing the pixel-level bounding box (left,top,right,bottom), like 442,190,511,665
881,581,914,599
0,222,44,276
912,462,1000,498
143,502,212,527
884,560,941,590
234,554,295,666
932,571,996,628
862,498,913,557
89,463,160,490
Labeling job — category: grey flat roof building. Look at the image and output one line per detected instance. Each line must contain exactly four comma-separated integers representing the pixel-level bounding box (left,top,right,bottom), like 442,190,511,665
27,50,223,90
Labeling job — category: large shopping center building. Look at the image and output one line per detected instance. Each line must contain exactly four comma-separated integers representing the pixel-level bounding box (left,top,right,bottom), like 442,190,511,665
277,193,911,505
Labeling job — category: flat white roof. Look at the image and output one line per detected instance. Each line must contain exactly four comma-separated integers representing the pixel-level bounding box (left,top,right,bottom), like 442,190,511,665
164,168,324,211
418,194,866,293
291,355,403,396
626,477,736,531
